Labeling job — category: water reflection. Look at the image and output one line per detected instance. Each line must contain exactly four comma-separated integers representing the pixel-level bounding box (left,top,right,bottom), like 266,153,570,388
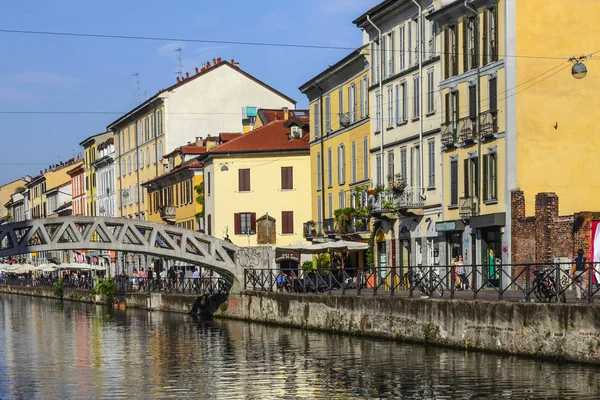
0,294,598,399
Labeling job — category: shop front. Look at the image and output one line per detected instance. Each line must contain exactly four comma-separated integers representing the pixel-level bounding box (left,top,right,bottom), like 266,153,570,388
470,213,505,288
435,220,466,266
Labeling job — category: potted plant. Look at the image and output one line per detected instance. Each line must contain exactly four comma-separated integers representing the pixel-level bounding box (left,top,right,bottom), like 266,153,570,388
388,173,406,195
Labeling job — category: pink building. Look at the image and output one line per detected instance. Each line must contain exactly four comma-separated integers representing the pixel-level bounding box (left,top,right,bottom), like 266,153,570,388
67,159,86,216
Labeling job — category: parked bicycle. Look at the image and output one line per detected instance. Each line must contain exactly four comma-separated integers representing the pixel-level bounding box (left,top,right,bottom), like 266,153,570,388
532,266,566,303
409,267,444,298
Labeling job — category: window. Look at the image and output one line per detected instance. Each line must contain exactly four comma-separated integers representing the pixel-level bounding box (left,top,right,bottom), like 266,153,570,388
141,185,145,204
351,141,357,183
444,25,459,78
127,127,131,151
144,116,150,141
127,156,131,175
428,140,435,188
234,212,256,235
387,151,394,186
134,186,139,204
349,83,356,123
394,84,401,123
401,82,408,122
158,141,163,162
382,33,387,79
207,214,212,236
281,166,293,190
238,169,250,192
313,100,321,139
427,69,435,114
339,191,345,209
337,145,346,185
400,148,407,182
489,76,498,111
415,145,421,188
363,137,369,180
375,90,381,132
139,150,144,169
413,19,419,66
207,172,211,195
469,84,477,120
463,16,479,71
450,159,458,206
282,211,294,234
399,25,406,70
483,151,498,201
429,20,435,59
327,147,333,187
408,20,412,67
464,156,479,199
338,87,344,123
376,154,382,187
371,41,377,83
325,95,331,133
387,86,394,128
317,195,322,228
152,143,156,165
151,114,155,138
157,110,163,135
389,31,395,76
361,76,368,118
483,7,498,65
137,121,143,145
146,148,150,167
316,152,322,190
413,74,420,119
328,193,333,218
121,160,126,177
133,153,138,171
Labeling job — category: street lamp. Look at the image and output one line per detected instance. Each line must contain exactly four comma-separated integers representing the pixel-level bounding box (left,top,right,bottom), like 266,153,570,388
570,55,590,79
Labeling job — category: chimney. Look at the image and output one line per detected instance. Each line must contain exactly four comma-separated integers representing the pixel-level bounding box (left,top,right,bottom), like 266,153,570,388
234,61,240,67
206,61,211,68
195,67,199,74
217,57,222,63
231,58,235,64
195,137,203,146
185,72,190,79
283,107,289,120
213,58,217,65
205,136,218,151
176,76,181,83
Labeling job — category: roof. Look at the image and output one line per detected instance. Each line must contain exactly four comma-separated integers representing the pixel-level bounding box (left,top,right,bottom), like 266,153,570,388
298,45,368,92
143,159,203,187
66,162,85,177
79,131,111,147
352,0,396,26
219,132,243,142
53,201,73,213
107,60,297,130
202,119,310,156
257,109,310,126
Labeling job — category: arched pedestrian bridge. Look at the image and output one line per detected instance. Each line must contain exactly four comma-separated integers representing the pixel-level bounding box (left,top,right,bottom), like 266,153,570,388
0,216,244,289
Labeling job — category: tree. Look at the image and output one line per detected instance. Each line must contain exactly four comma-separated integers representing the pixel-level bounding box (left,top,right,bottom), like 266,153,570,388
14,186,25,194
194,182,204,221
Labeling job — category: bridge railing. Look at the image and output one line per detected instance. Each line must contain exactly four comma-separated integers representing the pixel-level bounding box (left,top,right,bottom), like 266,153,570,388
113,276,230,296
243,262,600,303
0,276,93,290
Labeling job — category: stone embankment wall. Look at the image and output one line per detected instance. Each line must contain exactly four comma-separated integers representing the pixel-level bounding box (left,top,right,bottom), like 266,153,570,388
0,285,100,303
216,291,600,364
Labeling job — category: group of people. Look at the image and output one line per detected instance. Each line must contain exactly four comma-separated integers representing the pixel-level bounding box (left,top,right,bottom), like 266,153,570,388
122,267,212,293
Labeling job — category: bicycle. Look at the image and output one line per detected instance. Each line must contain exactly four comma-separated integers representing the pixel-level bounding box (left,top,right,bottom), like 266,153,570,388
409,267,444,298
532,266,566,303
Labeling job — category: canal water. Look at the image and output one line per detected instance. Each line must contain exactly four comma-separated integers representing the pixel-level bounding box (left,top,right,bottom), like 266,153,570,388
0,295,598,399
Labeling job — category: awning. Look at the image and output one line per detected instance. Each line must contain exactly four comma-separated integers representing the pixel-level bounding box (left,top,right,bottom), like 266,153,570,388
275,240,368,257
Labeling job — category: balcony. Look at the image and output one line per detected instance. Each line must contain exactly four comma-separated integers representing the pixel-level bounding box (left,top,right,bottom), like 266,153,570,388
459,196,479,219
441,120,458,148
303,222,317,239
159,206,176,222
479,110,498,140
323,218,336,235
370,187,425,217
457,117,476,143
350,217,370,234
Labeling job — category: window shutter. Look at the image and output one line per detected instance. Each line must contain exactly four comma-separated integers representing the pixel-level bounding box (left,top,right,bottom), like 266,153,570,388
238,170,243,192
250,213,257,233
462,20,468,72
489,77,498,111
469,85,477,120
443,27,449,79
445,93,450,123
281,167,286,189
474,157,479,199
482,10,488,66
464,158,470,197
473,16,480,68
450,161,458,205
282,212,288,234
234,213,241,235
482,154,489,201
208,215,212,236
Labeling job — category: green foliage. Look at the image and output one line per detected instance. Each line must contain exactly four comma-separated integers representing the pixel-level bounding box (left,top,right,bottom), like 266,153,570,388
14,186,25,194
92,278,117,303
302,261,315,274
366,229,377,268
316,253,331,274
53,278,64,299
194,182,205,219
333,207,370,234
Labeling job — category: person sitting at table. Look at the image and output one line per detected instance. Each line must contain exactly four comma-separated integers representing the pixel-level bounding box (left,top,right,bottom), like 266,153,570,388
276,272,290,292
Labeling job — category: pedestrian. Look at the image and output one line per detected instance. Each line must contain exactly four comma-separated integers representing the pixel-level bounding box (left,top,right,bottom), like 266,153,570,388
178,267,185,290
132,269,139,291
161,268,168,290
571,249,587,300
147,267,154,291
455,255,469,290
192,268,200,292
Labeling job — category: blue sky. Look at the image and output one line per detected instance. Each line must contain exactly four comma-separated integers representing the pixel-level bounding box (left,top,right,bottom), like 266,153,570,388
0,0,380,185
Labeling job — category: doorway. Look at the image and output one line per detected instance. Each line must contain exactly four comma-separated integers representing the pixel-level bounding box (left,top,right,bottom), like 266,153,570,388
481,229,502,288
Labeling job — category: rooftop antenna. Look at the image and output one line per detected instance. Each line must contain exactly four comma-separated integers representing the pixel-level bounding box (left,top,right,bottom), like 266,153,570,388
132,72,141,104
175,47,183,79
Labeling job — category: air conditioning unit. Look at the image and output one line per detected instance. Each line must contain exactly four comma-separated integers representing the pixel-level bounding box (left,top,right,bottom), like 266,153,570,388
290,126,302,139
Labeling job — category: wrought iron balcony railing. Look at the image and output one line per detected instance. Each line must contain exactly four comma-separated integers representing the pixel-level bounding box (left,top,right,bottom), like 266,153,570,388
458,116,476,143
323,218,336,235
441,120,458,147
459,196,479,219
159,206,176,221
479,110,498,139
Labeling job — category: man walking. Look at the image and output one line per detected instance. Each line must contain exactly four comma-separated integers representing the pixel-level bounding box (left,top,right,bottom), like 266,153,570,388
572,249,587,300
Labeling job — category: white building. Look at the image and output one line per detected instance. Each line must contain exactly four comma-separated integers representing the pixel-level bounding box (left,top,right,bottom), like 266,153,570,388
93,136,116,217
354,0,443,268
46,182,73,217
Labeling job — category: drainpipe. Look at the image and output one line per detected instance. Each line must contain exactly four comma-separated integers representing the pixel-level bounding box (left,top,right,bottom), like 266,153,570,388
314,82,326,233
410,0,424,197
366,15,384,187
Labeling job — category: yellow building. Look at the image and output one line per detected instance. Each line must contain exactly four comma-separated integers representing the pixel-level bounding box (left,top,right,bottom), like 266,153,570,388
299,46,371,249
428,0,600,272
107,59,296,220
200,115,311,247
80,132,113,216
0,178,29,222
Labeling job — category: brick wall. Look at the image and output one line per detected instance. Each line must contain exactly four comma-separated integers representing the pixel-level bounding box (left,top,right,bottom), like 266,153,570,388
511,190,598,265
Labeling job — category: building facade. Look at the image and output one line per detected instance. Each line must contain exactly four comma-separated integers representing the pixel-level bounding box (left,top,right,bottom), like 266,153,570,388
354,0,443,269
93,137,116,217
0,178,29,222
80,132,113,217
299,46,372,257
108,59,296,221
200,116,311,247
67,160,86,216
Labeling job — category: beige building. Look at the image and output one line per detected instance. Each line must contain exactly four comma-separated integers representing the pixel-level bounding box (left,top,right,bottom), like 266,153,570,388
107,58,296,220
0,178,29,222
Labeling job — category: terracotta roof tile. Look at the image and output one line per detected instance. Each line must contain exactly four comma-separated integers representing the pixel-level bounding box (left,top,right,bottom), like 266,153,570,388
180,145,207,155
143,159,203,186
219,132,243,142
207,120,310,154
